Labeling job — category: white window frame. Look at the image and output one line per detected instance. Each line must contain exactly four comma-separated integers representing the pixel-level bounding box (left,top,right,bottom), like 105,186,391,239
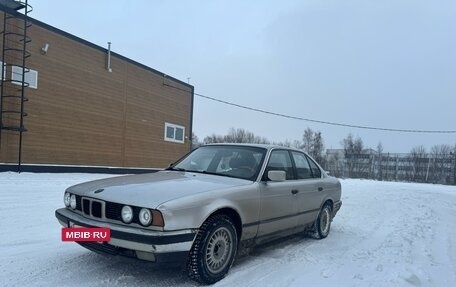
164,122,185,144
11,65,38,89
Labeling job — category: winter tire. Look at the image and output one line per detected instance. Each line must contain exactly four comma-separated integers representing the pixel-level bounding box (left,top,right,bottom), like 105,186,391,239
187,214,238,284
310,203,332,239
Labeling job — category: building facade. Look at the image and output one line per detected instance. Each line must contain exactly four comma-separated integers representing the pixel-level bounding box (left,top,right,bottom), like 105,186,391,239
0,2,194,171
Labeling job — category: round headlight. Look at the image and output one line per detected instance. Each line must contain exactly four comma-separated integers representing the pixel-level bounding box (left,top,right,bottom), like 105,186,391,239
139,208,152,226
70,194,77,209
64,192,71,207
121,206,133,223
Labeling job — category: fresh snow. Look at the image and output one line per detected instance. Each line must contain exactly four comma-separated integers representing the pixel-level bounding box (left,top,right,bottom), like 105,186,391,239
1,172,455,287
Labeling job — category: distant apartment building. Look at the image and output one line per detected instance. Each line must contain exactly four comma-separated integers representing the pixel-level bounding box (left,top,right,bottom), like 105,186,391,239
325,149,455,185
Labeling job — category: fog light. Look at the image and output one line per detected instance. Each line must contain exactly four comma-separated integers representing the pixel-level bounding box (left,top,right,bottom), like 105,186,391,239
139,208,152,226
70,194,77,209
64,192,71,207
121,206,133,223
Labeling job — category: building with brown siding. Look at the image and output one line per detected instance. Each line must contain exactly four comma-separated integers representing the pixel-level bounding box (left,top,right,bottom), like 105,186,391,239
0,1,194,172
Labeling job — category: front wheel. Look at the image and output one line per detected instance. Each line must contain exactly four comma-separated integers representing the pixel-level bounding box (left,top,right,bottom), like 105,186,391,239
309,204,332,239
187,214,238,284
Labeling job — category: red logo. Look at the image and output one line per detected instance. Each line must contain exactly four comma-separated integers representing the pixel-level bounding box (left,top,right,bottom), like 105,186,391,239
62,227,111,242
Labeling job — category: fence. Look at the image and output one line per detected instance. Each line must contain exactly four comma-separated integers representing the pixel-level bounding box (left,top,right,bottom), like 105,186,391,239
324,153,456,185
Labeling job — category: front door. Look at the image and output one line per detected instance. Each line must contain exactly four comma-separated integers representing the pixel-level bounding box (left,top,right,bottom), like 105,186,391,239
258,150,298,237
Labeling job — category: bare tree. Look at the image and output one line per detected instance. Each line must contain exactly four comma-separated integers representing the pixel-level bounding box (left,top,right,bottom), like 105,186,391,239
376,141,384,180
342,133,354,177
312,131,325,165
203,134,224,144
275,139,292,147
301,128,325,165
354,137,364,154
224,128,244,143
327,151,342,178
191,132,202,150
203,128,269,145
274,139,302,149
302,128,313,154
342,133,364,177
430,144,452,183
410,145,428,182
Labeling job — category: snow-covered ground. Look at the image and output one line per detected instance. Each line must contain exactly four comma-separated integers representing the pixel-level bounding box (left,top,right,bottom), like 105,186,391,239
1,172,455,287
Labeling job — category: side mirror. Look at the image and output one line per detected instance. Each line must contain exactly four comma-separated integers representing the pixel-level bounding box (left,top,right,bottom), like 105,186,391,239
268,170,286,182
325,170,331,175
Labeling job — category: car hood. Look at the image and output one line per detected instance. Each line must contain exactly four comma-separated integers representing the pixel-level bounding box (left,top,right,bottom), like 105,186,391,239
66,171,253,208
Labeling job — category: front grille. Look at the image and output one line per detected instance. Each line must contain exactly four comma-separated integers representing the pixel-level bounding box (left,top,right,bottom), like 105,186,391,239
105,201,122,221
76,195,82,211
81,197,103,219
77,197,147,226
82,198,90,215
92,201,102,218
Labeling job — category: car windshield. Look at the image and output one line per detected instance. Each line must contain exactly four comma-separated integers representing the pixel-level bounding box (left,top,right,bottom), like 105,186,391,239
171,145,267,181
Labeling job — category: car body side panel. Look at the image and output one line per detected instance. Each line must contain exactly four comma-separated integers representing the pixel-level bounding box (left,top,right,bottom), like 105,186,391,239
319,177,342,208
257,181,299,237
157,183,261,240
293,178,323,226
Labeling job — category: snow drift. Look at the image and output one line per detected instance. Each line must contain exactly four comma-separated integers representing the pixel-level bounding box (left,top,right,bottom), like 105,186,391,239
1,172,455,286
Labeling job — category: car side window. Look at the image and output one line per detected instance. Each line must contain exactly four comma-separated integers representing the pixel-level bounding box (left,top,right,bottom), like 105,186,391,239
265,150,294,180
291,152,312,179
306,155,322,178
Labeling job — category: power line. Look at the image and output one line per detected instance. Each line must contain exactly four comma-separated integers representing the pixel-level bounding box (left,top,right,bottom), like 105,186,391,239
163,83,456,134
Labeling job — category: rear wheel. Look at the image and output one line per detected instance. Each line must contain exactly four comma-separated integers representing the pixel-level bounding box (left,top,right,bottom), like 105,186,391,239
187,214,238,284
309,203,332,239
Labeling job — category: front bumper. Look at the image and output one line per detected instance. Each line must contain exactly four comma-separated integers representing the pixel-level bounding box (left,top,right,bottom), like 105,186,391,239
55,208,196,262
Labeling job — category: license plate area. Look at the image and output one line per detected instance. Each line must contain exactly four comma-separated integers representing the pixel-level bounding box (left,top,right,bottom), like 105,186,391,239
63,222,111,243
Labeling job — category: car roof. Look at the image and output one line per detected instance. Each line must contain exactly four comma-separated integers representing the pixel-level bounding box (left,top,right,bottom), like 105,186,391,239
203,143,305,153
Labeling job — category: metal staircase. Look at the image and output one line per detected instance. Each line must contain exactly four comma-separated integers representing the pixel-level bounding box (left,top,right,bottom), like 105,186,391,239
0,0,32,171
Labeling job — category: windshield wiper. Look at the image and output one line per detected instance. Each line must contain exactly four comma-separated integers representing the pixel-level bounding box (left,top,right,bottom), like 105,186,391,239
166,168,253,181
188,170,248,180
166,166,186,172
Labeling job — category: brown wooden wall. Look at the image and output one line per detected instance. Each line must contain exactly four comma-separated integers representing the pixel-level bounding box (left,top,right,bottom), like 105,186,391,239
0,11,193,168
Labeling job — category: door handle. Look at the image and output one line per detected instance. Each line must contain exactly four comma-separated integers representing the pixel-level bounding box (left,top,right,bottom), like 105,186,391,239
318,187,324,192
291,189,299,195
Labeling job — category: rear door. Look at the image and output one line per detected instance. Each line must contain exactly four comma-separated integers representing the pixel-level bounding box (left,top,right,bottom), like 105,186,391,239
291,151,324,226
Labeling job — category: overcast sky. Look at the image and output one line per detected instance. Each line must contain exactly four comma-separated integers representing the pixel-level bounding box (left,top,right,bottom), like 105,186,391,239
31,0,456,153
